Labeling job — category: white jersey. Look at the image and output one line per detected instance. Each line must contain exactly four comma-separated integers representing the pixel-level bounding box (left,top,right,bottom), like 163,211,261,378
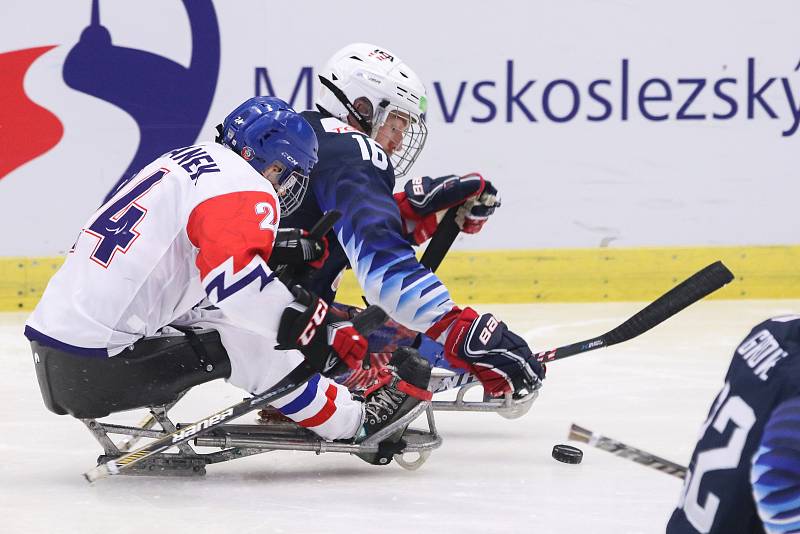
26,141,367,442
26,142,292,356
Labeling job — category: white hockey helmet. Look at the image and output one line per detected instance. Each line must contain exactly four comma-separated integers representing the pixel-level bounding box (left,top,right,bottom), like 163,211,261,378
316,43,428,178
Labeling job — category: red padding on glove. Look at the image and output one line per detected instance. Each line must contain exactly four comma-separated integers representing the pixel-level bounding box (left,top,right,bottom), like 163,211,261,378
470,367,514,398
459,217,488,235
394,191,417,221
394,192,439,245
330,323,369,370
308,235,329,269
438,307,480,369
436,307,516,398
425,306,463,341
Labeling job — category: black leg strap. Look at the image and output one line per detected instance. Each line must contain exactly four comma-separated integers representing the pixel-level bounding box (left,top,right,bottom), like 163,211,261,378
169,325,215,373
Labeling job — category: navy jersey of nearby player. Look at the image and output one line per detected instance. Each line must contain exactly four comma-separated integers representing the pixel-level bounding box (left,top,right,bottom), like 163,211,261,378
667,315,800,534
281,110,455,334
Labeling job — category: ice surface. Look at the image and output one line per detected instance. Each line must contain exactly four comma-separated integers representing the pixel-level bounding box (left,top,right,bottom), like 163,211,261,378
2,300,798,534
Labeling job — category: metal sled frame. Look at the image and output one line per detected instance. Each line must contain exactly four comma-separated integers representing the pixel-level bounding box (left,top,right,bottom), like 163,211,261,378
428,370,539,420
80,396,442,477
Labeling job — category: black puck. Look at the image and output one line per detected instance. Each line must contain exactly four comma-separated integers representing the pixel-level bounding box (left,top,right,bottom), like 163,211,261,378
552,444,583,464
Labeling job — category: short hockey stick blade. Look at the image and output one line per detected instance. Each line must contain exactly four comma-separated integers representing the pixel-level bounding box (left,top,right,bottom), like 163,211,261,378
568,423,687,479
84,303,388,483
535,261,734,362
308,210,342,240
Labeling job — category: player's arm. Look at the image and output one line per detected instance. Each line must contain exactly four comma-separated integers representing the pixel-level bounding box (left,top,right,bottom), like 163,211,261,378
316,165,543,397
751,395,800,533
394,173,501,244
313,163,454,333
186,190,363,366
186,189,292,337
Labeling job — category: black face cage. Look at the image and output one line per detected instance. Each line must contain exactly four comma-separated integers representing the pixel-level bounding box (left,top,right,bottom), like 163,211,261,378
277,171,309,216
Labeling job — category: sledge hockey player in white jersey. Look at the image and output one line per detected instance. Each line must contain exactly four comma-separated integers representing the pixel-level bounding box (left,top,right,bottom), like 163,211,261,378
25,96,433,459
278,43,545,400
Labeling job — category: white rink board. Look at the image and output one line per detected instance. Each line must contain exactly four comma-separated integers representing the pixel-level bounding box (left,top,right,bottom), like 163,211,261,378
1,1,798,254
2,299,798,534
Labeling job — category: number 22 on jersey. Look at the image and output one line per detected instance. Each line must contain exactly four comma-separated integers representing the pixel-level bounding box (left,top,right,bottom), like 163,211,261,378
677,382,756,533
83,169,167,268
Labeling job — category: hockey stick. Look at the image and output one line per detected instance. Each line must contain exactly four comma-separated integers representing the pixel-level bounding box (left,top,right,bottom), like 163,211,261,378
278,209,342,286
419,206,459,272
83,304,388,483
418,172,489,271
116,212,343,452
533,261,734,363
431,262,732,394
568,423,687,479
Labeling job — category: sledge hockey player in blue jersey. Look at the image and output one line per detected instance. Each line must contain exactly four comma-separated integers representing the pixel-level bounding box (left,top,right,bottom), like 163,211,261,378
667,315,800,533
275,43,545,401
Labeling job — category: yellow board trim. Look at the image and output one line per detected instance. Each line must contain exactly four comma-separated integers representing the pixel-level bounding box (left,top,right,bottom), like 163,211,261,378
2,245,798,311
335,245,800,305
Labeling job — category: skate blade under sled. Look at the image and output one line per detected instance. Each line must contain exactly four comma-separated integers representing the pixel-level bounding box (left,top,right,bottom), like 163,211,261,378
428,370,540,420
85,396,441,477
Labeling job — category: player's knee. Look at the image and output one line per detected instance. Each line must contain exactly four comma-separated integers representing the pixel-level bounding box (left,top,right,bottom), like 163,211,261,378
271,376,362,440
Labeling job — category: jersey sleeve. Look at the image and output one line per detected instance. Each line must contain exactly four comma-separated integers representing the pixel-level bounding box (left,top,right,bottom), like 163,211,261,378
186,190,294,337
313,159,455,333
751,394,800,533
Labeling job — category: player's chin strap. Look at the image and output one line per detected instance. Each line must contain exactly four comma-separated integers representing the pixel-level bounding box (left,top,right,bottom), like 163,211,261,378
318,75,374,135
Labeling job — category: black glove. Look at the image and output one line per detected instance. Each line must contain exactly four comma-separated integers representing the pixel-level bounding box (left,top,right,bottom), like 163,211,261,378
277,286,367,375
267,228,329,271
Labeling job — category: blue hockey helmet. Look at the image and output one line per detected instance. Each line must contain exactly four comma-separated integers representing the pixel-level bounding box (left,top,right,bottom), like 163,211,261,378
219,97,318,215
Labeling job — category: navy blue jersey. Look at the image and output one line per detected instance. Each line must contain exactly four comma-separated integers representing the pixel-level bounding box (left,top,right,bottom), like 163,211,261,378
667,315,800,534
281,111,455,333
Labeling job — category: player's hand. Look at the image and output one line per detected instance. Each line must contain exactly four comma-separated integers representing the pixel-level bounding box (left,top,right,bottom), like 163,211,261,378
428,307,544,397
268,228,329,270
455,179,500,234
276,286,367,375
394,173,499,244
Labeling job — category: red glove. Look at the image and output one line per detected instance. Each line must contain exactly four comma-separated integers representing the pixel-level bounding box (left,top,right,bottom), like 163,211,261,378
394,173,499,244
277,286,368,374
307,232,329,269
427,306,544,397
327,321,368,370
455,180,501,234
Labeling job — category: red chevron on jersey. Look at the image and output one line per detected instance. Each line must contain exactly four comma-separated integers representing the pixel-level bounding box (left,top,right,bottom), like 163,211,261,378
187,191,278,278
